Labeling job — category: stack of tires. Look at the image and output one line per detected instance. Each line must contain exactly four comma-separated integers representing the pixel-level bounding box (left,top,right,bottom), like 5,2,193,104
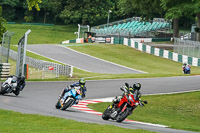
0,63,10,80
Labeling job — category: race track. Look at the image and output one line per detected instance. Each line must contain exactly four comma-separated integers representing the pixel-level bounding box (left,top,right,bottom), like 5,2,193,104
1,76,200,133
26,44,145,74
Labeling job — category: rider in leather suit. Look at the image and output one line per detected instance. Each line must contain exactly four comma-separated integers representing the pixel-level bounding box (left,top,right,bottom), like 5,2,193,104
60,78,87,105
6,75,26,95
113,82,142,105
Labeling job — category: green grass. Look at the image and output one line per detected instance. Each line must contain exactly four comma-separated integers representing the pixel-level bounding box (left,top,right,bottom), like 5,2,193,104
68,44,200,75
8,43,200,80
0,109,154,133
88,91,200,132
5,24,77,44
5,24,200,79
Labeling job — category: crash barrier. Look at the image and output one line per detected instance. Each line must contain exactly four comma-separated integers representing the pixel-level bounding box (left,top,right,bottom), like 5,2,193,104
110,37,200,67
62,38,84,44
61,37,171,44
0,46,73,77
7,22,54,26
0,63,10,79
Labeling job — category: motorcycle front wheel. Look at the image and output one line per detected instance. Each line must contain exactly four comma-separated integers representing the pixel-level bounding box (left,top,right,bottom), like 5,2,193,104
102,105,111,120
0,86,7,95
116,108,129,122
60,97,75,110
55,100,61,109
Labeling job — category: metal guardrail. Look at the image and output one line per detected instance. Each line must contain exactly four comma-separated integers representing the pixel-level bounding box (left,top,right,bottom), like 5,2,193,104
0,46,73,77
174,38,200,58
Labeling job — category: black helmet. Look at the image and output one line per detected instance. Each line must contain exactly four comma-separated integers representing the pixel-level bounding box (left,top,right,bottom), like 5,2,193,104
79,78,86,85
133,83,141,90
183,62,187,66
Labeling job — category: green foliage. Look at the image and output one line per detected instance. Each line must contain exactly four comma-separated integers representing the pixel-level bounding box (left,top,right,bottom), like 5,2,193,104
0,6,7,41
60,0,115,25
24,10,33,23
118,0,163,20
0,0,20,21
160,0,193,19
26,0,42,11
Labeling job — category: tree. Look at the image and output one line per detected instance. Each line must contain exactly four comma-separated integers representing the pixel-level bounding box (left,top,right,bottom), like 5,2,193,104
0,6,6,42
60,0,115,25
0,0,19,21
26,0,42,11
193,0,200,41
39,0,66,24
160,0,192,37
118,0,163,20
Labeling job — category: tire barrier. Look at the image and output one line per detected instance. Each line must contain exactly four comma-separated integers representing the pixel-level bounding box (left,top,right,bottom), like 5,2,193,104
0,63,10,79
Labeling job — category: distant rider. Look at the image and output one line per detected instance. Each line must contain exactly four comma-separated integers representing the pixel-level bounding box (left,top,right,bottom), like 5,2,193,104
60,78,87,106
182,63,191,74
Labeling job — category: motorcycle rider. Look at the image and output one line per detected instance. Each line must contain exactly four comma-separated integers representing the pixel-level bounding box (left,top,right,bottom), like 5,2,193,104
182,62,191,74
113,82,142,106
5,75,26,95
59,78,87,106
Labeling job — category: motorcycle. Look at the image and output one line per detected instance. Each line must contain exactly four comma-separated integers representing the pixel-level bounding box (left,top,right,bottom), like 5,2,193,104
0,76,20,96
102,83,147,122
55,86,82,110
183,66,191,74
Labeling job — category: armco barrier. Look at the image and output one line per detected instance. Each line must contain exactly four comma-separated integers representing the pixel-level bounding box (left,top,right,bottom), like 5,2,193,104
0,63,10,79
61,37,170,44
62,38,84,44
111,37,200,67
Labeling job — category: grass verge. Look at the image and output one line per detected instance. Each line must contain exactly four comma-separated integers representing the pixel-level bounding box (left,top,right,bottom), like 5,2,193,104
8,43,200,80
68,44,200,75
88,91,200,132
5,24,77,44
0,109,154,133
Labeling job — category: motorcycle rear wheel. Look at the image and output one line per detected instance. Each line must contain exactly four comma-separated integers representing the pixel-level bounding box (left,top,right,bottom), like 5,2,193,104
13,89,20,96
116,108,129,122
60,98,75,110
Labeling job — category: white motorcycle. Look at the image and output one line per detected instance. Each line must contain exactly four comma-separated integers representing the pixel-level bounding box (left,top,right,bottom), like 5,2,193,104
0,76,20,96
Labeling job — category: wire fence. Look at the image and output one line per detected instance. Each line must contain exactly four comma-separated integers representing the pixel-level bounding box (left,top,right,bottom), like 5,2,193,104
0,31,14,63
0,46,73,78
174,38,200,58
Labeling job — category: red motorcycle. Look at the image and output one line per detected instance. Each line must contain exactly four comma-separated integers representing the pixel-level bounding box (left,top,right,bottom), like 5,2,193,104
102,83,147,122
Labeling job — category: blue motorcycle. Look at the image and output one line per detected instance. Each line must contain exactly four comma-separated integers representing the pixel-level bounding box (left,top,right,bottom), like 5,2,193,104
55,87,81,110
183,66,191,74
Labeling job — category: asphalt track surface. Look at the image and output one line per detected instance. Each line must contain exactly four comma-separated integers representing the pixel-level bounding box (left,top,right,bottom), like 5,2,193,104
1,76,200,133
26,44,145,74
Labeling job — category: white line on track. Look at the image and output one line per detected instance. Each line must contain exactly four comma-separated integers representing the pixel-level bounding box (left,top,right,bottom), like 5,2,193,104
59,45,147,73
26,47,92,73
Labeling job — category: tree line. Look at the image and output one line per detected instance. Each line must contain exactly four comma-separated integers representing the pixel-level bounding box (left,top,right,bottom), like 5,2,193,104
0,0,200,41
